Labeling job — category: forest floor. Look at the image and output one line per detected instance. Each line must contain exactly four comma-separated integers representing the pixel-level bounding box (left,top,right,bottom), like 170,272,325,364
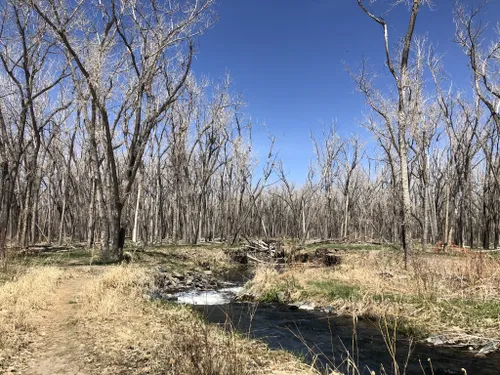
1,242,499,374
243,243,500,349
0,246,321,375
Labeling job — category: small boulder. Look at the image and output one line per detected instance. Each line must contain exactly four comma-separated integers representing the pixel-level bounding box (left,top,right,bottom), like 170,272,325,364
322,306,335,315
426,335,445,346
475,342,499,357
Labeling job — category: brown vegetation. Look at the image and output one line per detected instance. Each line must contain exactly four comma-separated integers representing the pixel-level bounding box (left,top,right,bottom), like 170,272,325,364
245,248,500,342
0,267,62,368
0,261,322,374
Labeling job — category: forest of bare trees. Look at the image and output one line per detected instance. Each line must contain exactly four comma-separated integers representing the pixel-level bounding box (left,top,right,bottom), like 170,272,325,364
0,0,499,262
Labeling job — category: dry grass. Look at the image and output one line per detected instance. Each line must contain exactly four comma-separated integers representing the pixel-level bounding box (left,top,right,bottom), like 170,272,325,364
0,267,62,367
72,265,322,375
245,250,500,341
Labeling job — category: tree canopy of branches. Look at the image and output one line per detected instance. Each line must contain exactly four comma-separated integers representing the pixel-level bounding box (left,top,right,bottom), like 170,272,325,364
0,0,499,263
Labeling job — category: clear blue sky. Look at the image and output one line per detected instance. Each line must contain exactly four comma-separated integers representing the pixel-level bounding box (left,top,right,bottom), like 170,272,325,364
192,0,498,183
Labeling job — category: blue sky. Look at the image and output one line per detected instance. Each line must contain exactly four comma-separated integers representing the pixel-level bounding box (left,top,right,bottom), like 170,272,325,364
192,0,498,182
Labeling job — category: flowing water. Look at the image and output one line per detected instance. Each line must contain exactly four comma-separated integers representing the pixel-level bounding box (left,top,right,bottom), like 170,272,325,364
172,277,500,375
195,302,500,375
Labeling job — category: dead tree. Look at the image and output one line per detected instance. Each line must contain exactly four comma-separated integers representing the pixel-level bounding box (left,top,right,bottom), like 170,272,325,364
356,0,425,267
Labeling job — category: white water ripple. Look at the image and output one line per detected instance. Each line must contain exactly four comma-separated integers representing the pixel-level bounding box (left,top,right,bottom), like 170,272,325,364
174,286,243,305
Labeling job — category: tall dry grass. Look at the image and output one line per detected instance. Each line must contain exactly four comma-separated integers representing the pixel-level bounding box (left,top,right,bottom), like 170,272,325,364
73,266,321,375
245,250,500,340
0,267,62,367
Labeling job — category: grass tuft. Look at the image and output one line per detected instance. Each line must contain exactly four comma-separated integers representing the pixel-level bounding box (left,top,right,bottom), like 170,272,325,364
0,267,62,367
308,280,360,300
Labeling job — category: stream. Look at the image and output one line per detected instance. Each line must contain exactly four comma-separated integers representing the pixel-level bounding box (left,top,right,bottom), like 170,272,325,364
195,302,500,375
171,278,500,374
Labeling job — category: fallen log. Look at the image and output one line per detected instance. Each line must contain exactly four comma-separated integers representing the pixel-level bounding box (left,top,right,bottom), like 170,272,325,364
247,254,268,264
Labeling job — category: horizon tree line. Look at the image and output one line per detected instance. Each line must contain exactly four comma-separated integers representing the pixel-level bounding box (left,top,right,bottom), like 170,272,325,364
0,0,499,262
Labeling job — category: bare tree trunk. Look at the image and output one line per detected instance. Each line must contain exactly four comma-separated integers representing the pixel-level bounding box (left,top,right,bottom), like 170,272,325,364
429,185,438,244
47,179,53,244
31,183,39,244
87,177,96,248
0,160,13,259
399,138,412,264
343,194,349,238
58,176,67,245
20,184,31,248
132,183,141,243
443,177,450,251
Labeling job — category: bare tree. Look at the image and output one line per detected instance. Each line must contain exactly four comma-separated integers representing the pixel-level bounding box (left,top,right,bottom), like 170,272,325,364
29,0,214,258
0,0,70,253
356,0,425,266
455,1,500,132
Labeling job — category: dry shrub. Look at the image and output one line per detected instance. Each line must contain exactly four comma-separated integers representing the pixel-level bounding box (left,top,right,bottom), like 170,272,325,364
409,254,442,298
0,267,62,366
74,266,318,375
246,266,283,295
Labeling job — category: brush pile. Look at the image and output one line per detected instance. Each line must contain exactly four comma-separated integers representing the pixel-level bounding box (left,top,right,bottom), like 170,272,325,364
228,239,342,267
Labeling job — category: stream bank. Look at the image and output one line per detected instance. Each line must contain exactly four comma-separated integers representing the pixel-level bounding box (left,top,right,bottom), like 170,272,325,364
152,264,500,375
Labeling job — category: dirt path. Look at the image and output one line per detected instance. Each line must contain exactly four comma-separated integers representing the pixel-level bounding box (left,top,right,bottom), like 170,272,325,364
9,268,101,375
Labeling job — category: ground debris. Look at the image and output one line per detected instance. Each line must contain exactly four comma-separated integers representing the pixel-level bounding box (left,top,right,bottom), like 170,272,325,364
426,333,500,356
153,267,224,297
231,240,343,267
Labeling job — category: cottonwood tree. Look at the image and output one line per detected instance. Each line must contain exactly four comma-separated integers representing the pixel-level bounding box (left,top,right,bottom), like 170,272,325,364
455,1,500,132
455,1,500,249
355,0,426,266
408,100,440,249
479,118,500,248
0,0,70,254
275,161,318,244
312,123,344,238
29,0,214,258
338,136,364,239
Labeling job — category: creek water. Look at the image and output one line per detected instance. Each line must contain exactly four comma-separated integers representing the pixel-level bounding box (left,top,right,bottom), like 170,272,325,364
195,302,500,375
171,269,500,375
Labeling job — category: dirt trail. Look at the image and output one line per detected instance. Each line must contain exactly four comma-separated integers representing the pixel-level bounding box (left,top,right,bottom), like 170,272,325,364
10,268,101,375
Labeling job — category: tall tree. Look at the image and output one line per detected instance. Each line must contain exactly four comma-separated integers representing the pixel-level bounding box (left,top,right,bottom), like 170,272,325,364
30,0,214,258
356,0,424,266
